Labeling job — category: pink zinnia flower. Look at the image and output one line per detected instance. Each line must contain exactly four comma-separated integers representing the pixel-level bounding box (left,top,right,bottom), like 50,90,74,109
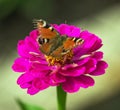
12,23,108,95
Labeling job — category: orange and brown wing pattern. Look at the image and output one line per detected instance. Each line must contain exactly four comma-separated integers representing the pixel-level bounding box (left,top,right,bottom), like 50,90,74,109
50,37,84,57
39,42,53,56
63,37,84,49
62,37,84,54
34,19,58,39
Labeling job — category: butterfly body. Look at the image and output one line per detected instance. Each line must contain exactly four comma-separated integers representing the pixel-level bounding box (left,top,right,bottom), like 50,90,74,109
34,19,84,58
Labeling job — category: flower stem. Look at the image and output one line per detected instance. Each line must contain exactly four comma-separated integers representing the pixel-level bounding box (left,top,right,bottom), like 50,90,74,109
57,85,67,110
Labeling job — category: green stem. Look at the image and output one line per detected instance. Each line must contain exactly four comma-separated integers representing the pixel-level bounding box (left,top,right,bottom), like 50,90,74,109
57,85,67,110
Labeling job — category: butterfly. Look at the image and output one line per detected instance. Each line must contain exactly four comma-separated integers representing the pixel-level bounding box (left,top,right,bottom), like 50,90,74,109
34,19,84,58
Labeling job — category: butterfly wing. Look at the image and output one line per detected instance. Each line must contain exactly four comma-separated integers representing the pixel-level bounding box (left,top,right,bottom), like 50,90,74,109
63,37,84,50
51,37,84,57
34,19,60,55
35,19,59,39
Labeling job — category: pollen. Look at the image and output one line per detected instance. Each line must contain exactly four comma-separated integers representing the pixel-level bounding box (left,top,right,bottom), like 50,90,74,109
45,50,73,66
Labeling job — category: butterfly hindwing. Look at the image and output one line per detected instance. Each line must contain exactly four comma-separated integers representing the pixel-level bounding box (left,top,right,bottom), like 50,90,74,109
63,37,84,50
50,37,84,57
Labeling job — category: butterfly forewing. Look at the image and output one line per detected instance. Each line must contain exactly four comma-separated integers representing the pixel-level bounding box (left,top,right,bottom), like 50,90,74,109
62,37,84,53
35,19,58,39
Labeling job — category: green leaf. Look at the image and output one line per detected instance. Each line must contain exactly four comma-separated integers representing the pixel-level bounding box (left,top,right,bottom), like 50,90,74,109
16,99,45,110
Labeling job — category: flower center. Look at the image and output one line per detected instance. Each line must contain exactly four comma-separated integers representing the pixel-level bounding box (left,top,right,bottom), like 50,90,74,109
45,50,73,66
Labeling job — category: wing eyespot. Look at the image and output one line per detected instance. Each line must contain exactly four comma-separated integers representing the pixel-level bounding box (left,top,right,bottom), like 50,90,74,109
38,37,43,45
38,37,50,45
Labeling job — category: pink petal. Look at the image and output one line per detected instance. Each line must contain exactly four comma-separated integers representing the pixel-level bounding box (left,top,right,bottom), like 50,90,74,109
58,24,71,35
29,30,40,50
32,78,49,90
12,57,29,72
84,58,97,73
17,39,29,58
29,30,38,40
29,52,47,64
20,83,31,88
17,35,40,58
68,25,81,37
91,51,103,60
80,31,102,52
90,61,108,76
60,66,86,76
62,75,94,93
48,73,66,86
74,57,90,65
76,75,95,88
29,67,49,78
61,63,78,70
53,24,81,37
25,36,39,52
27,86,40,95
62,77,81,93
29,62,51,71
17,73,34,85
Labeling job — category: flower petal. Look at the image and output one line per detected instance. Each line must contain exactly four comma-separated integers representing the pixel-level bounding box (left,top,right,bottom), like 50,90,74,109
90,61,108,76
62,77,81,93
49,73,66,86
12,57,29,72
20,83,31,88
76,75,95,88
84,58,97,73
29,61,51,71
80,31,102,52
74,57,97,74
17,34,40,58
29,66,49,78
74,57,90,65
62,75,94,93
27,86,40,95
29,30,38,40
17,39,29,58
32,78,49,90
91,51,103,60
68,25,81,37
60,66,86,76
57,24,71,35
53,24,81,37
17,73,34,85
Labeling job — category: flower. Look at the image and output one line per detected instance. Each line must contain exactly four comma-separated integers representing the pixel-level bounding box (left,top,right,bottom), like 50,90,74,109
12,23,108,95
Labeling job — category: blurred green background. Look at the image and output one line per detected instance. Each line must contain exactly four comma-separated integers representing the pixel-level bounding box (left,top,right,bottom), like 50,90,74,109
0,0,120,110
